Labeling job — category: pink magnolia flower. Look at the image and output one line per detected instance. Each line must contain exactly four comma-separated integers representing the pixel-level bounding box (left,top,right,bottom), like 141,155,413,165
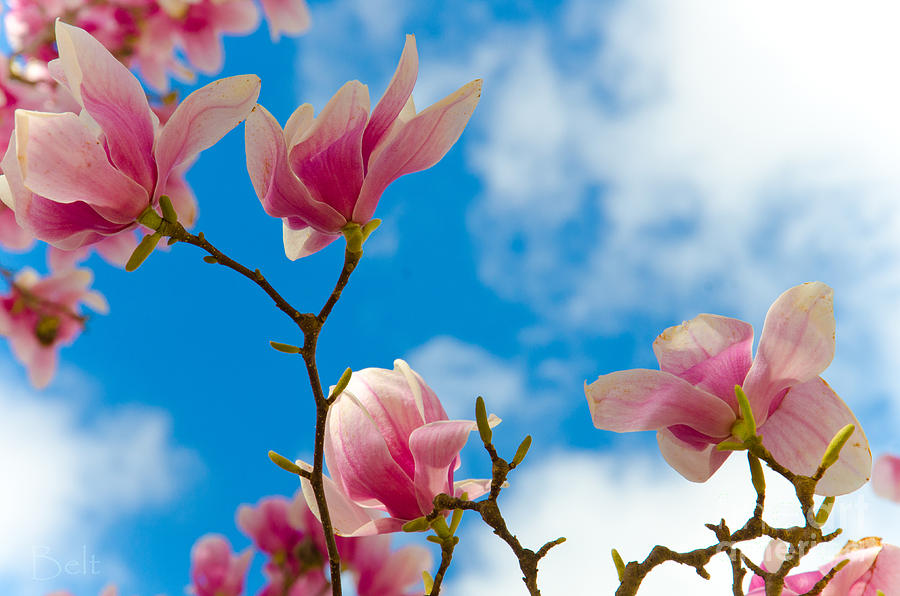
297,359,496,535
190,534,253,596
342,533,431,596
872,453,900,503
245,35,482,259
585,282,871,496
0,267,107,388
748,538,900,595
0,20,260,252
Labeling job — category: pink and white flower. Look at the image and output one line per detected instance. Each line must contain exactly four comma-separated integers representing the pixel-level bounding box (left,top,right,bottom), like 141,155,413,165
748,538,900,595
872,453,900,503
190,534,253,596
0,20,259,252
245,35,482,259
297,359,495,535
585,282,871,496
0,266,107,388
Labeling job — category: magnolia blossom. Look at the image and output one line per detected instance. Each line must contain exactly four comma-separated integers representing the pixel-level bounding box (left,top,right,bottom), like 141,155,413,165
586,282,871,496
0,267,107,388
190,534,253,596
872,453,900,503
297,359,495,535
749,538,900,595
238,495,329,592
340,533,432,596
0,20,260,252
4,1,310,91
245,35,482,259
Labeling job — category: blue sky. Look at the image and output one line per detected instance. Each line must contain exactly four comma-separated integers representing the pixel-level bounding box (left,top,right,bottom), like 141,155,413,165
4,0,900,594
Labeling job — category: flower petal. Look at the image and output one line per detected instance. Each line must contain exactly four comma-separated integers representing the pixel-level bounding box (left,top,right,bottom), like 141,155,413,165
325,391,424,520
259,0,311,41
408,419,479,513
585,369,736,437
54,20,156,191
296,460,405,537
15,110,149,221
743,282,836,424
288,81,370,219
653,314,753,408
354,79,482,223
357,544,432,596
872,454,900,503
362,35,418,165
822,544,900,596
656,427,731,482
282,221,341,260
245,104,345,230
453,478,492,500
760,377,871,496
155,75,261,198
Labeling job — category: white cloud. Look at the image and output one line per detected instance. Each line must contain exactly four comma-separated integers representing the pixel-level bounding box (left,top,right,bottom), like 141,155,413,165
453,0,900,419
0,365,197,596
447,448,900,595
405,336,526,419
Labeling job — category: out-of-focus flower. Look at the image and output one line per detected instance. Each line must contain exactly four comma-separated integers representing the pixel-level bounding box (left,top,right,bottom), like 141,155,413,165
4,1,310,92
0,266,107,388
0,20,259,251
872,453,900,503
245,35,482,259
341,533,431,596
748,538,900,595
46,587,117,596
258,0,310,41
190,534,253,596
585,282,871,496
296,359,495,535
238,494,328,592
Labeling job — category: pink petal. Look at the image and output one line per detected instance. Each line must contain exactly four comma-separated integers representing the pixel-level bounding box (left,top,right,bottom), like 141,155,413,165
325,392,424,520
408,419,479,514
296,461,405,537
289,81,370,219
155,75,261,198
822,544,900,596
29,346,57,389
95,231,140,268
54,20,156,192
0,204,33,251
585,369,736,437
180,28,224,74
362,35,418,165
259,0,311,41
357,545,432,596
453,478,492,500
759,377,871,496
743,282,836,424
244,104,345,231
652,314,753,408
656,427,731,482
282,222,341,260
284,103,315,147
15,110,149,222
872,454,900,503
354,79,482,223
